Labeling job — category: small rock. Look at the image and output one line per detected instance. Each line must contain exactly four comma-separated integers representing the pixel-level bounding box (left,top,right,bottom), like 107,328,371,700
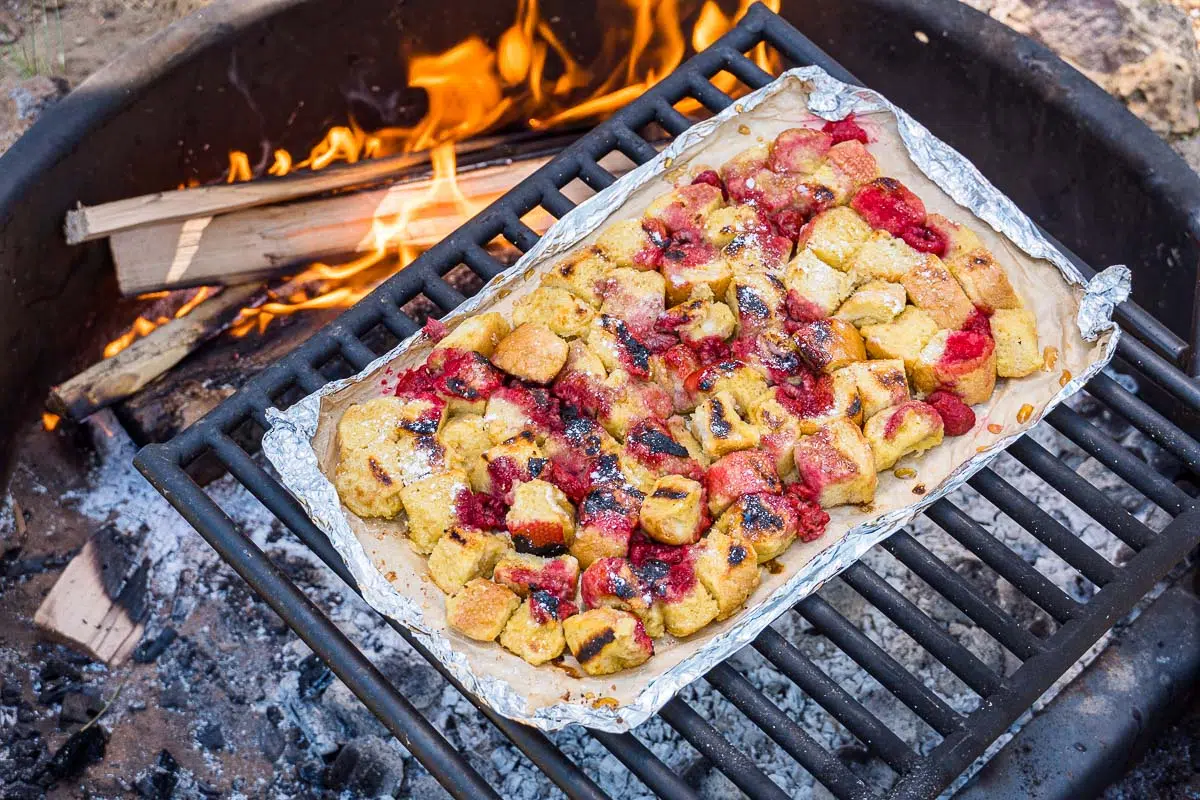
326,736,406,797
260,726,286,763
9,75,68,122
37,677,73,706
195,722,225,751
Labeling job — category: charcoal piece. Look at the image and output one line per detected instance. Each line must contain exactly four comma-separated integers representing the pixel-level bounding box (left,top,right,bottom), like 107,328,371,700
132,627,178,664
195,722,225,751
1,676,21,705
37,677,73,706
133,750,180,800
40,656,82,684
4,782,44,800
58,691,98,727
260,726,286,763
265,704,284,726
326,736,405,797
38,725,107,784
297,653,334,700
160,678,188,710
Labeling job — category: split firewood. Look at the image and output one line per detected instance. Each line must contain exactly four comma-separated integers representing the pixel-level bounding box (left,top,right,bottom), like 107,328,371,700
47,282,265,421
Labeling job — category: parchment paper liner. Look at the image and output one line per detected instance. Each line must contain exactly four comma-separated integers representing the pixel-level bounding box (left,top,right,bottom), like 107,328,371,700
262,67,1130,732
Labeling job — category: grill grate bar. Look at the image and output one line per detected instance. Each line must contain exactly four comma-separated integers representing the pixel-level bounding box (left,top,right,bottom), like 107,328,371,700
1117,334,1200,412
1086,372,1200,471
587,732,700,800
840,563,1002,696
796,596,963,735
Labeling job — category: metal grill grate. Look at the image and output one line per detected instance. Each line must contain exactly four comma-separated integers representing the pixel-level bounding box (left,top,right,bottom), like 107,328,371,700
134,6,1200,798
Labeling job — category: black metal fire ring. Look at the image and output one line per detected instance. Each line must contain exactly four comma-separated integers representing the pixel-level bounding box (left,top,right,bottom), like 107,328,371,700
133,6,1200,799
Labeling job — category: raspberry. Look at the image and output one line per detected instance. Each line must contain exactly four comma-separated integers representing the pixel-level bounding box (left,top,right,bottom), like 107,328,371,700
422,317,449,342
961,307,993,338
850,177,927,237
691,169,728,201
821,115,869,144
927,391,976,436
901,224,947,256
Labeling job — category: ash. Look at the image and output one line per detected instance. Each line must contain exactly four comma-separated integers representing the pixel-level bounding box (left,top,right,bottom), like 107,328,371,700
0,368,1183,799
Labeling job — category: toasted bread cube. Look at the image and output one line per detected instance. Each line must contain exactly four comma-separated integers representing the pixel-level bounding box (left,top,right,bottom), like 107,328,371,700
446,579,522,641
561,339,608,380
506,479,576,554
542,247,612,307
863,401,945,470
640,475,706,545
686,359,770,414
491,323,569,384
570,524,633,569
690,391,761,458
694,529,760,620
334,450,408,519
705,449,782,516
837,359,911,420
746,390,803,475
512,287,596,338
666,415,710,467
861,306,941,372
793,419,877,508
726,273,787,337
601,267,667,333
433,312,510,358
587,315,649,377
661,247,734,305
664,287,737,346
784,248,855,318
834,280,906,327
483,385,556,444
650,344,701,414
398,470,472,553
715,493,800,563
645,182,725,232
470,432,545,496
427,527,512,594
794,319,867,373
595,219,660,269
911,330,997,405
925,213,984,261
659,575,721,637
769,127,834,174
598,369,674,440
500,597,567,666
580,557,664,637
788,369,864,433
704,204,762,248
946,248,1021,312
492,552,580,602
900,255,975,330
439,414,491,472
563,608,653,675
991,308,1042,377
848,230,924,283
799,206,873,270
723,232,792,277
810,140,880,202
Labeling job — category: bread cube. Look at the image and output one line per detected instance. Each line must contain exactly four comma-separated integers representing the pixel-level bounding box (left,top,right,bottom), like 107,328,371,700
769,127,834,174
900,255,975,330
659,576,720,637
837,359,911,420
834,280,907,326
662,287,737,346
541,247,612,307
783,248,855,318
666,416,710,467
600,267,666,333
621,418,703,483
561,339,608,380
911,330,997,405
587,315,652,378
439,413,491,472
598,369,673,441
512,287,596,338
715,493,800,563
847,230,924,282
685,359,770,413
810,140,880,202
595,218,661,270
427,526,512,594
470,431,545,498
991,308,1042,377
693,529,760,620
491,323,569,384
849,177,927,237
446,579,521,642
793,419,877,508
704,204,761,248
650,344,701,414
580,557,664,637
860,306,941,372
726,273,787,337
793,318,867,373
483,385,557,443
645,182,725,233
862,401,945,470
570,505,636,568
925,213,984,261
690,391,761,458
563,608,653,676
492,552,580,602
660,244,734,305
798,206,873,270
722,232,792,277
640,475,707,545
746,389,803,475
705,449,782,516
399,470,472,553
945,248,1021,312
433,312,510,358
506,479,576,554
500,596,568,666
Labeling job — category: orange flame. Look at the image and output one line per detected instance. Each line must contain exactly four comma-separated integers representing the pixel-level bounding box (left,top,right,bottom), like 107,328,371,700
42,412,61,431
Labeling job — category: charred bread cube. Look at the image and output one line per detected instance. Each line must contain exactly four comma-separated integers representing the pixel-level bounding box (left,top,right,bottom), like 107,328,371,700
900,255,975,330
506,479,576,554
810,140,880,202
666,415,710,467
570,524,632,569
722,231,792,277
483,385,557,444
439,413,491,471
580,557,664,638
587,315,652,377
783,248,855,319
685,359,770,414
693,529,760,620
662,287,737,346
595,219,661,270
491,323,569,384
705,449,782,517
704,204,762,248
834,280,907,326
563,608,653,676
715,493,800,563
492,552,580,602
862,401,945,470
660,244,734,305
911,330,997,405
793,319,867,373
499,595,569,666
399,469,472,553
512,287,596,338
847,230,923,283
945,248,1021,312
597,369,673,441
620,418,703,484
769,127,834,174
650,344,701,414
798,206,872,270
925,213,984,261
645,182,725,233
746,388,803,474
640,475,707,545
569,484,642,567
601,267,667,336
837,359,911,420
860,306,940,372
793,419,877,508
690,391,761,458
445,579,521,642
469,432,546,498
433,312,511,358
726,273,787,337
541,247,612,307
427,527,512,594
991,308,1042,377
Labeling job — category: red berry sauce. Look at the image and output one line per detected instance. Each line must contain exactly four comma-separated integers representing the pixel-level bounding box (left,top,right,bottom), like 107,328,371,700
926,391,976,436
850,177,927,237
821,115,870,144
